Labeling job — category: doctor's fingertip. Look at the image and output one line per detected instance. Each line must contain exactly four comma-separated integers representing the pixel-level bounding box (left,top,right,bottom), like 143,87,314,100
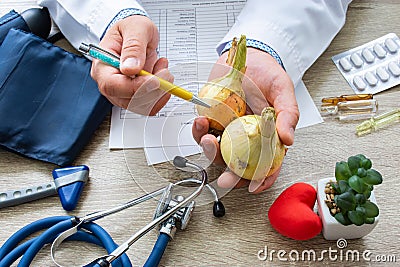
248,179,263,193
287,127,295,145
200,138,214,154
194,118,205,132
217,172,246,189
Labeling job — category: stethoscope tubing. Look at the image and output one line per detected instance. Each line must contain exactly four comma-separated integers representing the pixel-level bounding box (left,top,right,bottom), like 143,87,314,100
143,233,171,267
0,157,216,267
0,231,104,267
19,217,73,266
0,215,131,267
0,216,70,261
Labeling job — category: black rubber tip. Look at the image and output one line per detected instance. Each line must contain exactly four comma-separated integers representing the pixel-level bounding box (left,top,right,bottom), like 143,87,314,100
213,200,225,217
21,7,51,39
173,156,188,168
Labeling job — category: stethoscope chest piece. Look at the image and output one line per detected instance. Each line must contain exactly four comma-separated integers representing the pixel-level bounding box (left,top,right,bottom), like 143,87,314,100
154,183,196,237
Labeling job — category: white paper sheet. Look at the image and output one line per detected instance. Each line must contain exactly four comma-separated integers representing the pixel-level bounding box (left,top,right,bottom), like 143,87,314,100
144,145,202,166
295,80,324,128
108,0,323,165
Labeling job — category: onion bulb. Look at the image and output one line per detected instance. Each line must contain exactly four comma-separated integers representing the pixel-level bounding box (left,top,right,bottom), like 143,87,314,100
196,35,247,136
220,107,286,180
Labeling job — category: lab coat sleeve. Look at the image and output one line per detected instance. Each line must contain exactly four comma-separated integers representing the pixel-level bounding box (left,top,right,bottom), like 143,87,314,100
37,0,147,50
217,0,353,86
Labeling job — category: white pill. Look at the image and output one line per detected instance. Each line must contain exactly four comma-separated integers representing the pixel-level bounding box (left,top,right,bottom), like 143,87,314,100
364,72,378,86
373,44,386,58
350,53,363,67
384,38,398,53
353,75,367,90
339,57,352,71
376,66,390,81
361,48,375,63
388,61,400,76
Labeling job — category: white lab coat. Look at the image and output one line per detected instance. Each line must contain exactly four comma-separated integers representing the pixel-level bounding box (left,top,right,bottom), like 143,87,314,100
38,0,352,86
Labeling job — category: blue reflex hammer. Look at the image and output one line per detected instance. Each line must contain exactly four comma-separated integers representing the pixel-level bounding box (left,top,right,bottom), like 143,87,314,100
0,165,89,211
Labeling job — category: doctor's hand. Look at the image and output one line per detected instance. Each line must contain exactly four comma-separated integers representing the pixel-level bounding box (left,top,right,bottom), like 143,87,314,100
192,48,299,193
90,15,173,115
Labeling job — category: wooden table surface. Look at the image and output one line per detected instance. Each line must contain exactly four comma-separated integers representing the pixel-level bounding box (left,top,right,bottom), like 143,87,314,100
1,1,399,266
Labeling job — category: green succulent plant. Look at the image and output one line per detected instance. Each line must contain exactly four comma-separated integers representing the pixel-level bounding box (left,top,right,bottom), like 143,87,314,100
330,154,382,226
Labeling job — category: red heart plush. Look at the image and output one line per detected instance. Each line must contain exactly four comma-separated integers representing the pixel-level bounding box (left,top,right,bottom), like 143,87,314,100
268,182,322,240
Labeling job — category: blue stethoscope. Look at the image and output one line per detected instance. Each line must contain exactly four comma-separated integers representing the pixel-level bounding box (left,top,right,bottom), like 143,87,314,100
0,156,225,267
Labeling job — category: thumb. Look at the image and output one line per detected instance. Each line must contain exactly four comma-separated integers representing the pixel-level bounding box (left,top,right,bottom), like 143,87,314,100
119,17,157,76
119,35,146,76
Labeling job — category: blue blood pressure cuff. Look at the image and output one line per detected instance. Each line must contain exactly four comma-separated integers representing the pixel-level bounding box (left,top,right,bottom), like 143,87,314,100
0,28,112,166
0,9,30,45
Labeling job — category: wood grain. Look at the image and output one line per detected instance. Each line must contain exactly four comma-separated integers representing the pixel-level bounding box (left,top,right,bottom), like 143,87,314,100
1,1,399,266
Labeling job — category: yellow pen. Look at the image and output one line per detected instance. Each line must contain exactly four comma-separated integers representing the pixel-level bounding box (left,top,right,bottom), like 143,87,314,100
79,43,210,108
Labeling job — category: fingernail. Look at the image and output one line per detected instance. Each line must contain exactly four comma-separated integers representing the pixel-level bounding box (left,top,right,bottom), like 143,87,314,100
201,139,213,154
248,179,263,193
121,58,139,69
195,119,204,132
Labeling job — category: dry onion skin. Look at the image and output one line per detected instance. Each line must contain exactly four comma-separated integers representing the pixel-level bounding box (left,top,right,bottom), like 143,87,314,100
196,35,247,136
220,107,286,180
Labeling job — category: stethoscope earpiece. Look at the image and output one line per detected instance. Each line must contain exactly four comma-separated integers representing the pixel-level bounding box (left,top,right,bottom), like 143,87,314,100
213,200,225,217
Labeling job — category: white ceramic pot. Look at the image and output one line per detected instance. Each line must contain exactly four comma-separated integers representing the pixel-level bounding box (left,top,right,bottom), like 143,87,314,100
317,177,379,240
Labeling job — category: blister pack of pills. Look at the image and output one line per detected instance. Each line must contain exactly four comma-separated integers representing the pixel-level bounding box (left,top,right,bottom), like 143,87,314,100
332,33,400,95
